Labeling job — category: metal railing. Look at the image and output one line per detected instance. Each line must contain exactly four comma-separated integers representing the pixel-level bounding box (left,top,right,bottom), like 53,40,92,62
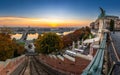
82,33,107,75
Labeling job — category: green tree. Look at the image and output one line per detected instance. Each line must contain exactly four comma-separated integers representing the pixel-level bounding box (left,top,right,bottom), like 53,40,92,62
109,19,115,31
35,32,63,54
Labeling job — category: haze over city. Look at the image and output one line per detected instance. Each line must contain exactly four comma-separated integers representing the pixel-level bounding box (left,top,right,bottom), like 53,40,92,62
0,0,120,27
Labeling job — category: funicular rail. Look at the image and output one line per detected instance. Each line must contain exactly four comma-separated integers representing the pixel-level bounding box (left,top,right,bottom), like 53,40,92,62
30,56,50,75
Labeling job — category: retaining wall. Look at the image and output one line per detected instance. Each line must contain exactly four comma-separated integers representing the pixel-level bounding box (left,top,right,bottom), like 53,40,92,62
0,55,25,75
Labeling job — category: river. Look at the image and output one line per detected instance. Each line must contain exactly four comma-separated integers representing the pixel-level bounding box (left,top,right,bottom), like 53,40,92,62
11,31,74,40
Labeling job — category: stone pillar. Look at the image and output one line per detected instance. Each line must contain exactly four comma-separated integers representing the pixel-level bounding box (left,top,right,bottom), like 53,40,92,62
77,40,80,49
72,41,75,50
89,43,94,56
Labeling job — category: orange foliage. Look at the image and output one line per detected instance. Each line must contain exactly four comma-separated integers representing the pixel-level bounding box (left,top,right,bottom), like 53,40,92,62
62,27,91,48
0,33,24,61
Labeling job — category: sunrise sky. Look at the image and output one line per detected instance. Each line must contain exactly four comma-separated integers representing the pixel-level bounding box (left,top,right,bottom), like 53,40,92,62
0,0,120,27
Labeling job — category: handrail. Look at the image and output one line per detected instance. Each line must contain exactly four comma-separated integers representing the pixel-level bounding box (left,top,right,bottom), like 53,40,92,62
82,33,107,75
97,34,106,75
82,49,99,74
95,49,105,75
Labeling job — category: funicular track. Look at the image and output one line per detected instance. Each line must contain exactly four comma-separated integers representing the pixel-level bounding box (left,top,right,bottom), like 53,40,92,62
17,55,63,75
30,56,50,75
18,56,51,75
15,58,28,75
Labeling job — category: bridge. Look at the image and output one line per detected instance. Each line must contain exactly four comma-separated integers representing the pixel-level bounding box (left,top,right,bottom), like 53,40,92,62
19,31,28,42
19,28,74,42
19,28,36,42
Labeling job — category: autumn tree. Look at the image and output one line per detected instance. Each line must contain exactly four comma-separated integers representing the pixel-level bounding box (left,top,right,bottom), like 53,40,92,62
85,26,91,33
34,34,41,53
62,27,92,48
0,33,14,61
35,32,63,54
62,34,73,48
12,39,25,57
0,28,24,61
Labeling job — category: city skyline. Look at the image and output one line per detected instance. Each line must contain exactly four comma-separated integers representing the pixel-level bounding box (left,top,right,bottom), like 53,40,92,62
0,0,120,27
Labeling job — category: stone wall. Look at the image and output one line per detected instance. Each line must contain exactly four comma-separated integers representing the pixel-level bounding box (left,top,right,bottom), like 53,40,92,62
0,55,25,75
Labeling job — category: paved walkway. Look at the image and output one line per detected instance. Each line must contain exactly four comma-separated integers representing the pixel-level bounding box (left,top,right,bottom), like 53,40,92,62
111,32,120,55
110,32,120,75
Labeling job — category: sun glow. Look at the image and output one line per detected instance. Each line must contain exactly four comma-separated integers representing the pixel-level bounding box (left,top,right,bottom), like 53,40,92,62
0,17,91,27
31,18,61,27
50,23,58,27
48,19,61,27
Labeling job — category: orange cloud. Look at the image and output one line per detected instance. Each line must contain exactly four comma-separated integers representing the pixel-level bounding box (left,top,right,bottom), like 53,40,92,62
0,16,91,27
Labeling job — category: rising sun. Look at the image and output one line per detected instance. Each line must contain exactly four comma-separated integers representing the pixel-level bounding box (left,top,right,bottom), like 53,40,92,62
50,22,58,27
49,19,60,27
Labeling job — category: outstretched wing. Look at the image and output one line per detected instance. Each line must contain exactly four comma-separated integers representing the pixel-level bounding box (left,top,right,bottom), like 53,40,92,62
99,7,104,14
99,7,105,18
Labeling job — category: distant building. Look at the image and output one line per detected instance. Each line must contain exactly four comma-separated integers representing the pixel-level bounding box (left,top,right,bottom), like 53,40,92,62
90,15,120,30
